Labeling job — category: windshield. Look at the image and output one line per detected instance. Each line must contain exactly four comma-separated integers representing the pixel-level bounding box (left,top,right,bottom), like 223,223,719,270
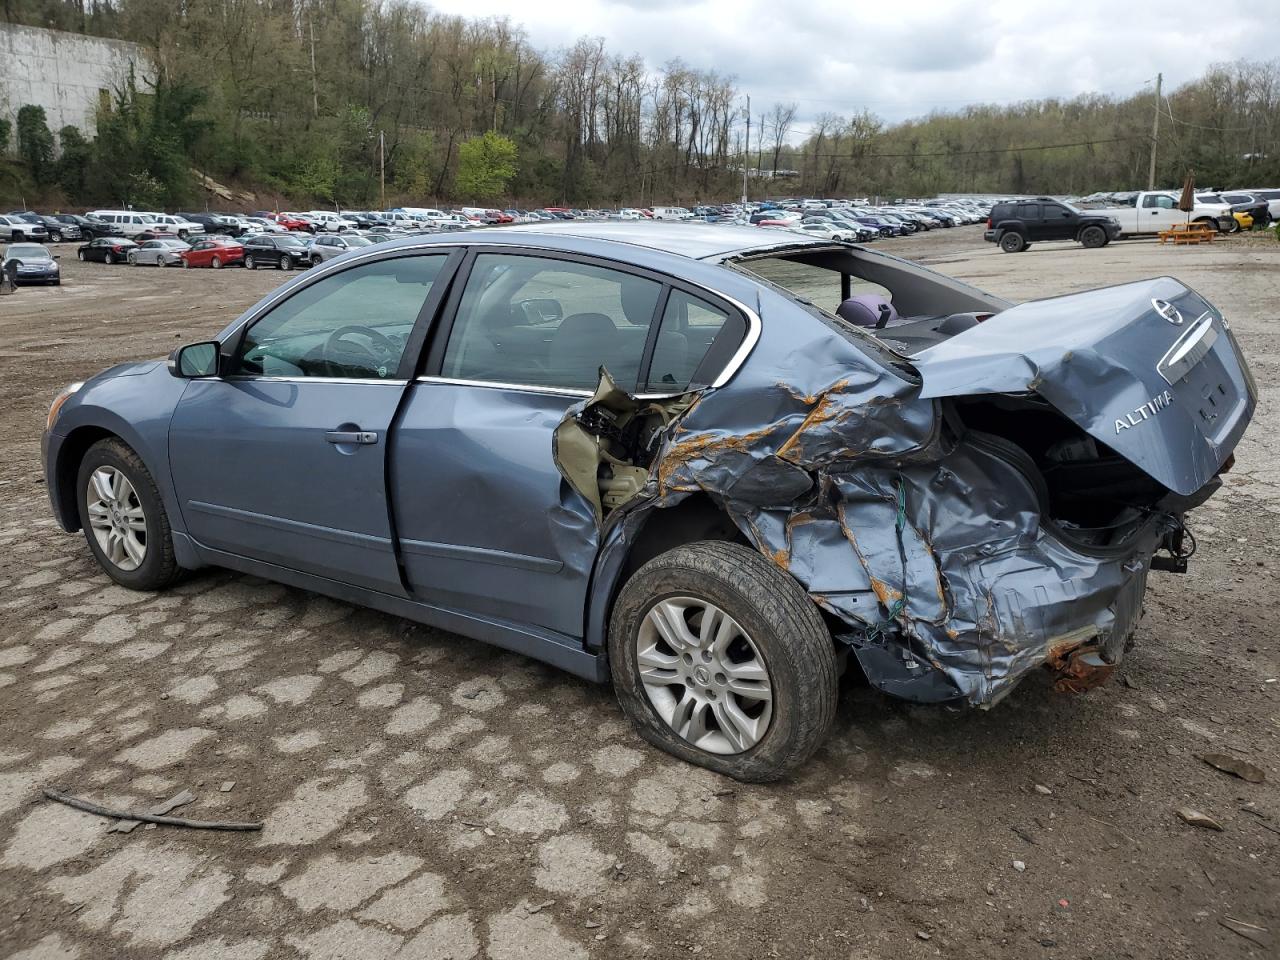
6,244,50,259
345,236,374,247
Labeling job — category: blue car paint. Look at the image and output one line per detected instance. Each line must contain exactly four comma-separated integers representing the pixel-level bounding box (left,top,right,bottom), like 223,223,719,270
42,223,1256,703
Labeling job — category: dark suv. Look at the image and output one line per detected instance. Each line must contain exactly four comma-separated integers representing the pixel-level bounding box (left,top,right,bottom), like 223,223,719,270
984,198,1121,253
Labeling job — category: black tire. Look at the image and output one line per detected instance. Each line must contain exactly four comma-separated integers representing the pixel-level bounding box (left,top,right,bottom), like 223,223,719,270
1079,225,1107,249
999,231,1027,253
245,254,256,270
12,231,24,243
608,541,838,782
75,438,182,591
1194,218,1219,235
279,255,291,271
311,256,322,267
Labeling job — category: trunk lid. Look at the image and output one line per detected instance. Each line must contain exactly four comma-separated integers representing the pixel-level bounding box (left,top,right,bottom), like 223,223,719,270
911,277,1256,496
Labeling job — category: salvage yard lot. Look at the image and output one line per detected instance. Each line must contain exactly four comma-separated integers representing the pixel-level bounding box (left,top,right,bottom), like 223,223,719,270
0,228,1277,960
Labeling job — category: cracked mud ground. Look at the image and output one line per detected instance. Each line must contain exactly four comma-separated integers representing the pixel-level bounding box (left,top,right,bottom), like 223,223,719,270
0,228,1276,960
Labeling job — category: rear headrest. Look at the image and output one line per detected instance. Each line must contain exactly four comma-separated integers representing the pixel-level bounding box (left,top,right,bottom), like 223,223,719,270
837,294,899,329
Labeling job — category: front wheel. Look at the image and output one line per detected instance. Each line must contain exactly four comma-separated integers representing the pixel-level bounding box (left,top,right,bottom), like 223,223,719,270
999,231,1027,253
244,255,256,270
1079,225,1107,248
279,254,292,271
211,256,222,269
51,231,63,242
76,439,181,591
127,251,138,265
608,541,838,782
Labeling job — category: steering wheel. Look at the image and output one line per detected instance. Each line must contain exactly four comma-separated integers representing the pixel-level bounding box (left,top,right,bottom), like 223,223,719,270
323,325,397,376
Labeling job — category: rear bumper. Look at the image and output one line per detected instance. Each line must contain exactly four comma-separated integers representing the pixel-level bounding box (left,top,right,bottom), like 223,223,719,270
983,229,998,243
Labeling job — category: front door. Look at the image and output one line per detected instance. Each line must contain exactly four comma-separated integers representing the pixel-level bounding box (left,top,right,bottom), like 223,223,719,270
169,252,453,593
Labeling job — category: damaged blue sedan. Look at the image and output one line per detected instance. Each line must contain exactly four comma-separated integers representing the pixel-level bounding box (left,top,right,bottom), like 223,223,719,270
41,223,1255,780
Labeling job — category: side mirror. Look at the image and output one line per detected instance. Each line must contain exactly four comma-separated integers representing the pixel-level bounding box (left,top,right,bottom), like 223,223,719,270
168,341,222,378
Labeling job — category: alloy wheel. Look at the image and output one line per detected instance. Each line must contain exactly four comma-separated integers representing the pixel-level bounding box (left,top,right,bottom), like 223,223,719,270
635,596,773,755
85,466,147,572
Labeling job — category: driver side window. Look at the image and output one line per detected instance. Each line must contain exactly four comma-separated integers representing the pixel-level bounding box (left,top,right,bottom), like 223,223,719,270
235,255,446,379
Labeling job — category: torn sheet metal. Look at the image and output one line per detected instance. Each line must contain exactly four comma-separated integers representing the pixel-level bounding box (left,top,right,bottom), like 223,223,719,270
560,282,1218,707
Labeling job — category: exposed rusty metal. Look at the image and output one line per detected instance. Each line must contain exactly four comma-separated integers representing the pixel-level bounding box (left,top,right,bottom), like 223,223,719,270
1045,643,1116,694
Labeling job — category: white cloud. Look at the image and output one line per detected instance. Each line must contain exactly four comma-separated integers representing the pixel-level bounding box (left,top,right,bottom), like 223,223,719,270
420,0,1273,136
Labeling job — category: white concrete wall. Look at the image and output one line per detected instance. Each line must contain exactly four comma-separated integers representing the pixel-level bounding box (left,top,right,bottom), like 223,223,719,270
1,23,153,152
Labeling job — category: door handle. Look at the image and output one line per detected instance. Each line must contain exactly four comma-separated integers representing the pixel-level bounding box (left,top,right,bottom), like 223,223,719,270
324,430,379,445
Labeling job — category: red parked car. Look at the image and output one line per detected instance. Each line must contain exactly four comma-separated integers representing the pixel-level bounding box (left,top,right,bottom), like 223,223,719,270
485,209,514,224
180,237,244,269
272,213,313,232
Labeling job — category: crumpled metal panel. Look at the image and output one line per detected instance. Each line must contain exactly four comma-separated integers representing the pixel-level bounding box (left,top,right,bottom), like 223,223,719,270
912,277,1256,496
569,288,1190,706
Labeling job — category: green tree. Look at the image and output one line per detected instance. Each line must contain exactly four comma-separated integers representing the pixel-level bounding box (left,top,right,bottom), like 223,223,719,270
0,118,10,154
55,126,92,198
455,131,518,200
16,105,55,185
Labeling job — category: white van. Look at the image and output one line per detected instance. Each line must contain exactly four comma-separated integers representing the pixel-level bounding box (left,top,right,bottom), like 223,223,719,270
651,206,692,221
88,210,159,238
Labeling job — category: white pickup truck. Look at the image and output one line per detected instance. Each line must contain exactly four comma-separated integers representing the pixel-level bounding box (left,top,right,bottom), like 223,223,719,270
1083,191,1233,237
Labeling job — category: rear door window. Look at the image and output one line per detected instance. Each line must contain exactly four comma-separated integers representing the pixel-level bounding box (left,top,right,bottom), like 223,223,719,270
439,253,661,391
1016,203,1040,219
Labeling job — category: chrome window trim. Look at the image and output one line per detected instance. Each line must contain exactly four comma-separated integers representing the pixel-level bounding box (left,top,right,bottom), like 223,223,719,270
415,376,592,399
220,375,409,386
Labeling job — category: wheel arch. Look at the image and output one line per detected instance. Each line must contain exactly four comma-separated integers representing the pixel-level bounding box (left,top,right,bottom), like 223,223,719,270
583,493,753,652
52,424,119,531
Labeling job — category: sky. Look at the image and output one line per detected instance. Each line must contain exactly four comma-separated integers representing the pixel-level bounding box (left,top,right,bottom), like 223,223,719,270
422,0,1274,139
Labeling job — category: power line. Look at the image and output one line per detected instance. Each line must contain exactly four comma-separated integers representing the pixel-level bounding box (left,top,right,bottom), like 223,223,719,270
804,135,1147,161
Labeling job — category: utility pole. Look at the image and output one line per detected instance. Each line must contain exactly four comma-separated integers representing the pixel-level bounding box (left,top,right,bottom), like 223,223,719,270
379,131,386,210
741,94,750,206
1147,72,1162,190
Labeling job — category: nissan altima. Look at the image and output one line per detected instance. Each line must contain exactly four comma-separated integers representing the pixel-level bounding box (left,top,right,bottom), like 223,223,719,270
41,223,1255,780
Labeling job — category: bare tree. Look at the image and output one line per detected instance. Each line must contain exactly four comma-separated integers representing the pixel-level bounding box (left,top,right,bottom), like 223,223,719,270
767,101,797,176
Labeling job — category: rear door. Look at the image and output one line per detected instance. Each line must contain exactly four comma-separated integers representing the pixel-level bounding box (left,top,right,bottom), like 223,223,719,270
168,250,457,592
390,249,746,636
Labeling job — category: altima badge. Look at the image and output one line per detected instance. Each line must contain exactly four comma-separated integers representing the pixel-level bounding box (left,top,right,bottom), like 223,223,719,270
1152,298,1184,326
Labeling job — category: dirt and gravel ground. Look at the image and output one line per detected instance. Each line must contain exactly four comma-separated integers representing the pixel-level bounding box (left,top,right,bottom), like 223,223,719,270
0,227,1276,960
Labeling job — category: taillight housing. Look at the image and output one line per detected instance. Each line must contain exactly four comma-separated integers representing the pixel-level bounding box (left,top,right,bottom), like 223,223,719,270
986,217,992,229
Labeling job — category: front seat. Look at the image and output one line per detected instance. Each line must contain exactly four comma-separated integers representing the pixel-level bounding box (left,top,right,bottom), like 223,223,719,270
550,313,620,388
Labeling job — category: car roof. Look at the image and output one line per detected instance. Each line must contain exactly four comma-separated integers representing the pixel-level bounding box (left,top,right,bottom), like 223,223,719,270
494,221,833,262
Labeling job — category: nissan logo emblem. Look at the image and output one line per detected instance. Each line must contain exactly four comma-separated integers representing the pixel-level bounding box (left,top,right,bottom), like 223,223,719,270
1152,298,1184,325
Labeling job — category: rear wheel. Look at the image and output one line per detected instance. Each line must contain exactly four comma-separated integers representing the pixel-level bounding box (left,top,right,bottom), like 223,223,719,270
999,231,1027,253
1079,225,1107,248
608,541,838,782
76,439,181,591
104,252,115,265
211,255,222,269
